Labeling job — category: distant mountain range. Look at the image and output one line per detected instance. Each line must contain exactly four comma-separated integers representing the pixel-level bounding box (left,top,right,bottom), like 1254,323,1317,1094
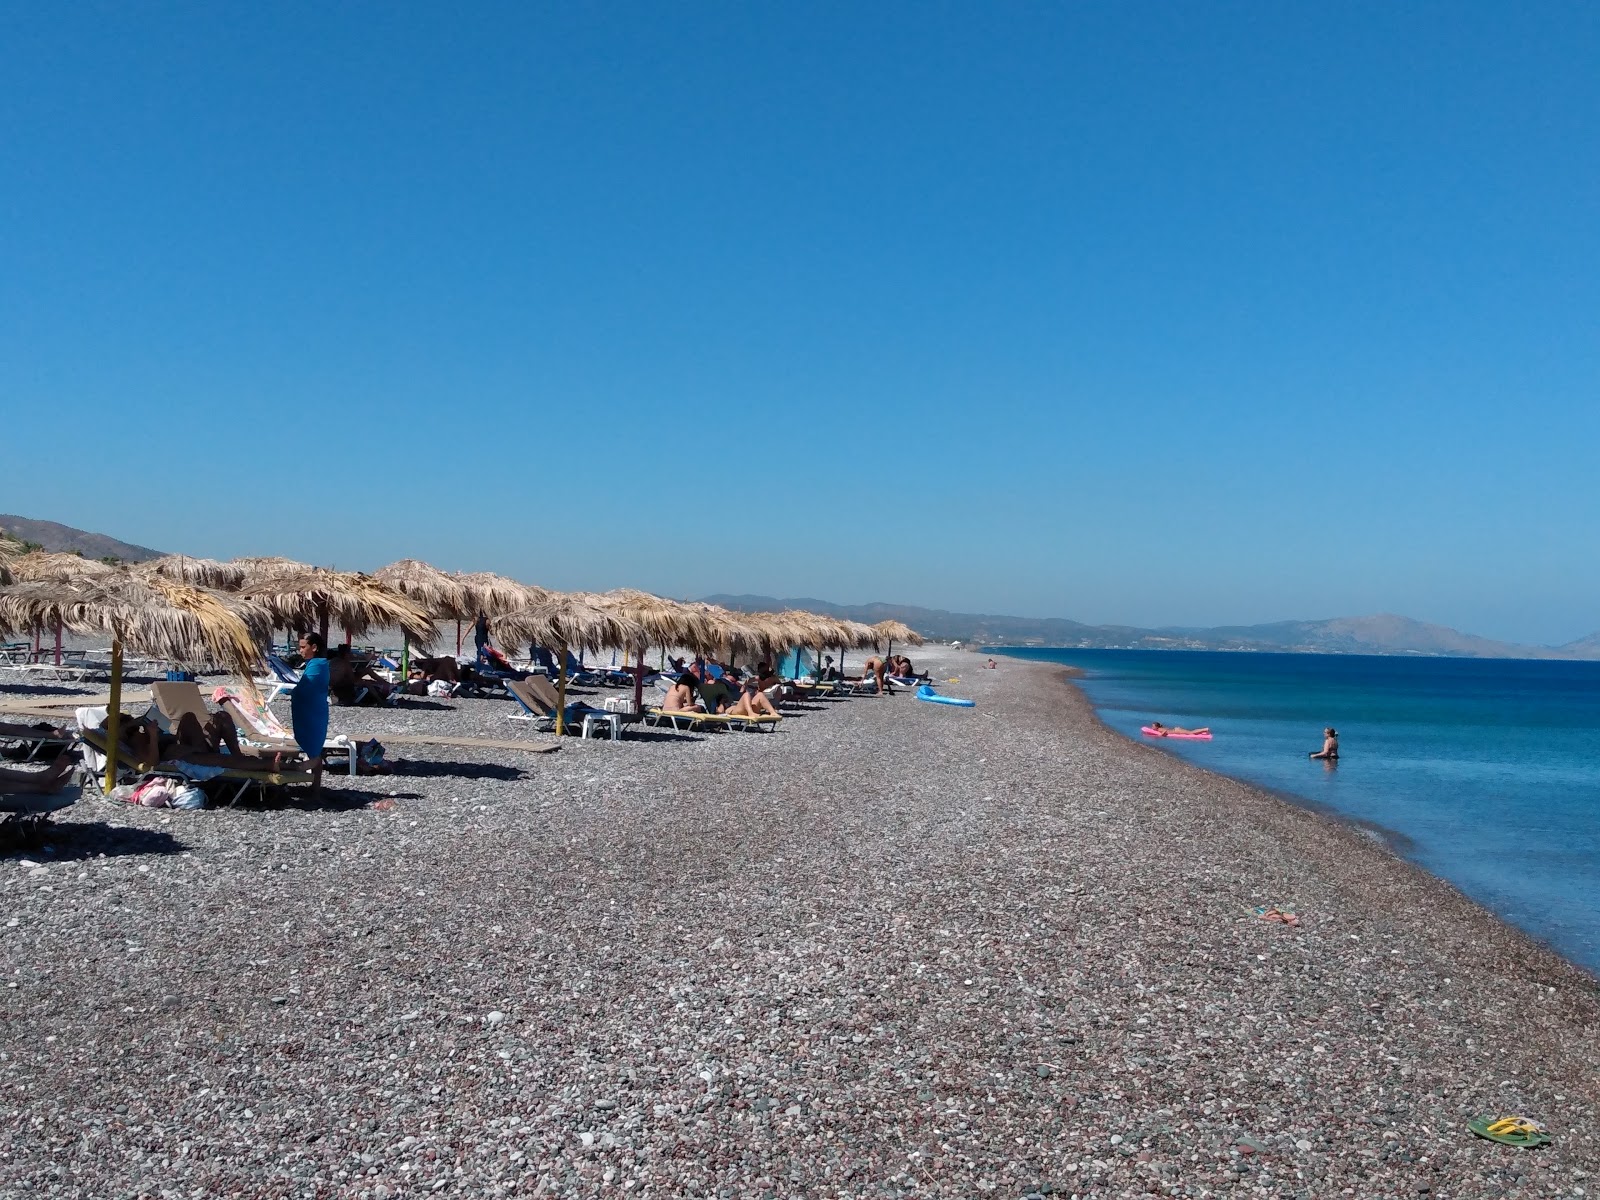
703,595,1600,661
4,517,1590,660
0,515,162,563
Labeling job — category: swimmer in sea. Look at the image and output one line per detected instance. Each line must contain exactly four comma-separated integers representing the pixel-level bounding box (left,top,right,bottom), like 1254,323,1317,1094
1149,721,1210,736
1309,727,1339,760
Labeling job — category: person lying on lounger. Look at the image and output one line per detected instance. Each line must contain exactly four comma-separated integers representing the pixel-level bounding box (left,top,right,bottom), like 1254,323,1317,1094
0,720,71,743
119,711,295,771
0,750,76,793
727,678,780,719
1148,721,1210,737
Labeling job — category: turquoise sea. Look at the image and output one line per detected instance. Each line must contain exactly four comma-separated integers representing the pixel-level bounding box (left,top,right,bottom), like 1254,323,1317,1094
995,648,1600,976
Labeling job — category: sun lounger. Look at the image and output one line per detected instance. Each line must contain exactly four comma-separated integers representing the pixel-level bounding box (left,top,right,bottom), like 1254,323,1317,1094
218,697,359,774
0,719,75,763
505,678,624,739
1,782,80,848
642,706,723,732
641,707,781,733
254,654,302,703
76,724,317,807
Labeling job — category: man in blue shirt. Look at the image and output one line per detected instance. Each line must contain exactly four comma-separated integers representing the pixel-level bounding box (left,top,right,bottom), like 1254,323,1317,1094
290,631,330,793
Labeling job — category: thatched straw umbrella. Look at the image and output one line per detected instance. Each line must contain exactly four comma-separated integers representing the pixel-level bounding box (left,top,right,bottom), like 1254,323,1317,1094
720,611,797,664
374,559,477,672
7,553,120,663
238,569,438,649
135,555,248,590
872,619,925,658
450,572,550,655
589,589,724,709
231,556,315,580
0,572,267,791
492,594,645,734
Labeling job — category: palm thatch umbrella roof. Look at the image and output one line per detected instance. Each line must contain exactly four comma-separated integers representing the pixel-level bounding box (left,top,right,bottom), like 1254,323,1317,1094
783,610,854,650
492,592,647,658
456,572,550,617
374,559,477,622
723,610,802,658
238,569,439,646
872,619,925,648
135,555,248,590
0,572,268,672
493,593,648,735
231,555,316,582
0,534,23,583
591,589,723,652
7,552,121,584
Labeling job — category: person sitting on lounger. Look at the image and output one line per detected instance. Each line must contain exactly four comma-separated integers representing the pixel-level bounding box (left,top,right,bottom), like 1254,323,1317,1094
755,662,792,701
819,655,840,681
697,671,736,714
0,750,76,793
1148,721,1210,737
663,673,699,712
727,677,780,719
327,646,393,706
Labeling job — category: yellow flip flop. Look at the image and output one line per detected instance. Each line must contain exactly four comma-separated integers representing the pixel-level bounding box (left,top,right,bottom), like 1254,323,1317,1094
1468,1115,1550,1147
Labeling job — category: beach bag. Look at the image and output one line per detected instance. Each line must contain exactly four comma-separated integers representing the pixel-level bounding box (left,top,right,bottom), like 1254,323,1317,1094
133,778,180,808
170,785,207,810
427,679,452,697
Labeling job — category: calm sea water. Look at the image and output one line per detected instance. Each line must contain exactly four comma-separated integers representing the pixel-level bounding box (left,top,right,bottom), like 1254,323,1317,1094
995,648,1600,975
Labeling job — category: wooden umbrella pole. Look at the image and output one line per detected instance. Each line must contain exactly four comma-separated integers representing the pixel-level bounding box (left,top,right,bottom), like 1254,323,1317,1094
103,639,123,794
456,619,462,655
633,647,646,713
555,642,568,736
54,620,62,666
401,632,411,679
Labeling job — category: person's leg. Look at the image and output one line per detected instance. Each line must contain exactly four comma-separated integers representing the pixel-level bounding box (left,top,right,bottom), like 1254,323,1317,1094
0,750,75,791
204,711,247,757
173,712,215,754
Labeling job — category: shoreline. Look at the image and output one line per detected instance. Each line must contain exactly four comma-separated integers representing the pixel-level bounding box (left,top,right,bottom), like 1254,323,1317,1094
1023,652,1596,982
1042,659,1600,988
3,646,1598,1195
1058,666,1432,866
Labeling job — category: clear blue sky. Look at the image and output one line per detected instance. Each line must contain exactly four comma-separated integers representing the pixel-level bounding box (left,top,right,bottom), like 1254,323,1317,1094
4,3,1597,644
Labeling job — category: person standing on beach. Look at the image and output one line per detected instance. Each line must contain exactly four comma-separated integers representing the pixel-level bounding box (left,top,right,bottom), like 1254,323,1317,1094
290,631,330,792
1310,727,1339,760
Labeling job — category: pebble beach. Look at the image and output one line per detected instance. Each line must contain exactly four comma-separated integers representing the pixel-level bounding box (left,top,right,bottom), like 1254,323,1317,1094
2,646,1597,1199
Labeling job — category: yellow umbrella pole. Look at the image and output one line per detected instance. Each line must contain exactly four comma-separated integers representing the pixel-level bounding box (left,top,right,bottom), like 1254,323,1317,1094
103,639,123,794
555,642,567,736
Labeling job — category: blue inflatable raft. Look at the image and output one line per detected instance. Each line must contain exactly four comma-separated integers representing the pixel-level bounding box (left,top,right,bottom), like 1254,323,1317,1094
916,684,975,708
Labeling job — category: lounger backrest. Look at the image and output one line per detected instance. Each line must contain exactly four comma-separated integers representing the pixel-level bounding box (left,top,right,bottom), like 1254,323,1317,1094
506,678,554,717
526,675,564,711
221,700,296,746
151,681,209,732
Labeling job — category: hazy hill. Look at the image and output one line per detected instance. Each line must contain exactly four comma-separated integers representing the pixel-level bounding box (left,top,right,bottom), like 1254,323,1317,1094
0,515,162,562
703,594,1600,661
